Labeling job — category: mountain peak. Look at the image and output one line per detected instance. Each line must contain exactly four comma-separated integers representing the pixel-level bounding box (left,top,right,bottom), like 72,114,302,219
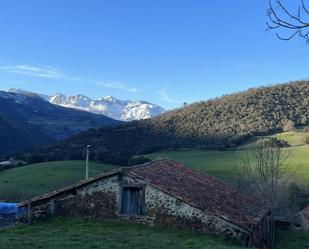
8,88,38,98
101,95,119,102
49,93,67,104
3,89,164,121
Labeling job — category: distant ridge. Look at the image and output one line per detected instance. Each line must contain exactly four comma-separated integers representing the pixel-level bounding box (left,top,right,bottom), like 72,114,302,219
29,81,309,165
0,90,121,157
9,89,165,121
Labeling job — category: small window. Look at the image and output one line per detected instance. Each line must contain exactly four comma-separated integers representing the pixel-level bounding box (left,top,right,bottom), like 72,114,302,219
120,187,144,215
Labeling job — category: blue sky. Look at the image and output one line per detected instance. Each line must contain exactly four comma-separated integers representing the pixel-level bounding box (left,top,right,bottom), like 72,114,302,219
0,0,308,109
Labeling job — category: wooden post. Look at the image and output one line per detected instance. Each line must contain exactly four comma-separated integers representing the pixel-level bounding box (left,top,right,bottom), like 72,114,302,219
27,201,32,224
50,199,55,215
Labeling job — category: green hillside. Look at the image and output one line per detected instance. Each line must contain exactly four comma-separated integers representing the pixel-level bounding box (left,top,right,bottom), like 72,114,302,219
0,91,121,157
29,81,309,165
146,146,309,184
146,131,309,184
1,130,308,202
0,217,248,249
0,161,116,202
0,216,307,249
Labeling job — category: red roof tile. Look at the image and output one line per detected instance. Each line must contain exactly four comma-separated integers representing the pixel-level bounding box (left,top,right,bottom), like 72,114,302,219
126,159,267,231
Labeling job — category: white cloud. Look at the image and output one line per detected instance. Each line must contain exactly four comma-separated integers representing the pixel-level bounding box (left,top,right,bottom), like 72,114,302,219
1,64,138,93
157,89,181,103
96,81,138,93
0,65,67,79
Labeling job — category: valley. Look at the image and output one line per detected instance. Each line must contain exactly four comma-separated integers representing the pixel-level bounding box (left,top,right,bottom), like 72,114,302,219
0,91,121,157
1,130,308,201
0,82,308,249
29,82,309,166
2,1,309,248
0,130,308,248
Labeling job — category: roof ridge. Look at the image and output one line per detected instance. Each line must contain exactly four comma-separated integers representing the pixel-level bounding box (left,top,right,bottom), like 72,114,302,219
123,158,174,170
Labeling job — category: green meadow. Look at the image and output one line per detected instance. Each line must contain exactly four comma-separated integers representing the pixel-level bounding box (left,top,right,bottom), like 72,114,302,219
0,217,307,249
0,130,308,202
0,217,248,249
146,130,309,184
0,160,116,201
145,145,309,184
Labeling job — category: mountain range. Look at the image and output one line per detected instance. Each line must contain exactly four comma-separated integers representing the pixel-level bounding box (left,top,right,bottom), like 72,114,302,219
9,89,165,121
28,81,309,165
0,90,121,157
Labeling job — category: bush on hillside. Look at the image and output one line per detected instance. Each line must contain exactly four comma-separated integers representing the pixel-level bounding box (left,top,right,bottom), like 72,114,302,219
283,120,295,132
263,138,290,148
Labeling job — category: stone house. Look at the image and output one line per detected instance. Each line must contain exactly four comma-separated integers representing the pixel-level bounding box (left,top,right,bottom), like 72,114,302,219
298,205,309,233
18,159,270,248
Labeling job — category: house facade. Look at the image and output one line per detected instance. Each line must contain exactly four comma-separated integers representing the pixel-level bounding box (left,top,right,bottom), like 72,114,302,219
18,159,269,248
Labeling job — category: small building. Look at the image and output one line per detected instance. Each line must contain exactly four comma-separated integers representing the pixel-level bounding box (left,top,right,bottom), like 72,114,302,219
298,205,309,233
18,159,270,247
0,159,26,170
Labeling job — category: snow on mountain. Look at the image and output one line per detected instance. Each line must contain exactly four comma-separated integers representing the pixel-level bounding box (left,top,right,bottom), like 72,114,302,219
2,89,28,104
47,93,165,121
8,89,164,121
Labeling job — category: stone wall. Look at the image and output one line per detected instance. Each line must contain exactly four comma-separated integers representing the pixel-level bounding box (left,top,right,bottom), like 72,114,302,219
57,192,117,219
20,173,251,245
121,175,249,242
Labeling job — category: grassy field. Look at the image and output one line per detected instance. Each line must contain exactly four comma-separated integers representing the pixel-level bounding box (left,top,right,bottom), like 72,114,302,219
145,145,309,184
0,161,116,201
276,229,309,249
0,130,308,202
0,217,307,249
145,130,309,184
0,217,247,249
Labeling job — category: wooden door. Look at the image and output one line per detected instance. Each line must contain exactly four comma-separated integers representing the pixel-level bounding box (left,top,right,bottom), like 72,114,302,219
121,187,143,215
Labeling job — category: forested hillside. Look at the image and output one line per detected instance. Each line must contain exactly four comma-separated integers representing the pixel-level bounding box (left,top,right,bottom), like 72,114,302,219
27,81,309,164
0,91,121,157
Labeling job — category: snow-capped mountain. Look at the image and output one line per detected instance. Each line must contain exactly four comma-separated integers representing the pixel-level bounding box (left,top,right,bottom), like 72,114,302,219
9,89,165,121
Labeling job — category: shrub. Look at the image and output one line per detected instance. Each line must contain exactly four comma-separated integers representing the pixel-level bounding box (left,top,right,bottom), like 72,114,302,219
283,120,295,132
263,138,290,148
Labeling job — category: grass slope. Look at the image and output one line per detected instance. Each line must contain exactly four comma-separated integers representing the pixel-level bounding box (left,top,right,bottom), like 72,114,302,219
276,229,309,249
0,161,116,201
0,131,308,202
0,217,247,249
0,218,308,249
145,131,309,184
145,145,309,184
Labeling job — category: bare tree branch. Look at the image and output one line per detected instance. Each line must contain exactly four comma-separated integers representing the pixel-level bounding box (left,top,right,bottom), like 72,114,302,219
267,0,309,42
238,138,296,248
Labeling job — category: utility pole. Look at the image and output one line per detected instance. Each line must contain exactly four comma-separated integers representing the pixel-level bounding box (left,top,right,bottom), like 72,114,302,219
85,145,90,180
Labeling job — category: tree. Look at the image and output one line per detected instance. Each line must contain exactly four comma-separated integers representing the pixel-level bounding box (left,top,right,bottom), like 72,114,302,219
239,139,292,248
282,119,295,132
267,0,309,42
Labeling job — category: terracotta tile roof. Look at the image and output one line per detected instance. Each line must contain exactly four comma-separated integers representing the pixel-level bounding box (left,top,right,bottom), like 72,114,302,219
125,159,267,231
